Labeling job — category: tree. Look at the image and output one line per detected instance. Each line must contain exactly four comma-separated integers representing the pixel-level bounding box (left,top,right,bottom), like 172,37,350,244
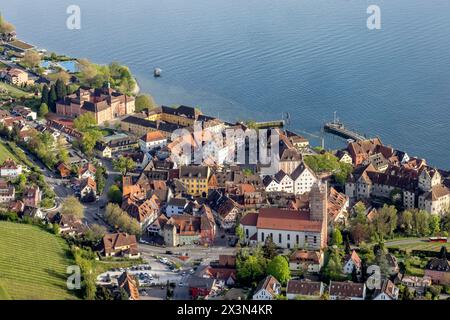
267,255,291,285
107,185,122,204
95,167,106,195
399,210,414,235
38,103,49,118
119,287,129,300
235,223,244,243
55,71,71,84
331,228,343,246
41,84,49,105
371,204,398,240
48,84,57,112
55,78,67,100
412,209,430,236
322,249,343,281
0,13,15,34
429,215,441,236
236,248,266,286
135,94,156,112
85,224,106,244
113,156,136,176
104,203,141,237
344,234,351,254
22,50,41,69
262,235,277,260
61,196,84,219
74,112,97,132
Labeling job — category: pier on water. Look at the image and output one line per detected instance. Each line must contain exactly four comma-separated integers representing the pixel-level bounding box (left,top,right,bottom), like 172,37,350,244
323,112,367,141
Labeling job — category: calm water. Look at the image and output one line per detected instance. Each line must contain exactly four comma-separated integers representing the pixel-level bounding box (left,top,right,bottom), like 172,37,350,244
1,0,449,168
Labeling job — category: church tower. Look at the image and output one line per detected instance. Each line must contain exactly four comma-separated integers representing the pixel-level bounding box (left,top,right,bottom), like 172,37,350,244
309,181,328,249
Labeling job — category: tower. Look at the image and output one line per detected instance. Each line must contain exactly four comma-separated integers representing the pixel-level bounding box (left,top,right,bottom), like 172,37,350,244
309,181,328,249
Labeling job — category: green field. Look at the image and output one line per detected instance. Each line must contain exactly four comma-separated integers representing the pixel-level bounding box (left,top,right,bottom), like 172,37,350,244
0,81,31,98
386,240,450,252
0,222,78,300
0,141,19,163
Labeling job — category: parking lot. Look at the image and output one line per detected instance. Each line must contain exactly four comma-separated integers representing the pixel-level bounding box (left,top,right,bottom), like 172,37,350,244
96,258,194,288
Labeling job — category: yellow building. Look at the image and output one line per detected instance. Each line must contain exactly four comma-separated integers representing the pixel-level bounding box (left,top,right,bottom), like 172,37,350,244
179,166,211,197
147,105,201,127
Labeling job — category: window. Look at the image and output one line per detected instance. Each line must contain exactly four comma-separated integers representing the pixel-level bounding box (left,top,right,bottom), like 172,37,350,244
296,235,299,244
278,234,282,243
287,234,290,241
305,235,308,242
261,232,265,242
245,229,249,237
314,236,317,243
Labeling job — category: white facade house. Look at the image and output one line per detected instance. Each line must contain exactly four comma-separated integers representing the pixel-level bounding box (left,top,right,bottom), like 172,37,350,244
165,198,189,217
291,162,318,195
262,176,280,192
139,131,167,153
373,280,399,300
0,159,23,178
343,251,362,274
329,281,366,300
252,276,281,300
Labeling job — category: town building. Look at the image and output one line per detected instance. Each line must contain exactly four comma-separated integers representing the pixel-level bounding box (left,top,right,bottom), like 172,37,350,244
241,182,328,250
56,87,135,124
0,67,33,86
252,275,281,300
23,186,41,208
138,131,167,152
0,178,15,203
121,115,181,138
329,281,366,300
188,276,216,299
424,255,450,285
165,198,189,217
373,279,399,300
0,159,23,177
117,272,140,300
179,165,211,197
79,177,97,202
289,250,323,273
207,190,240,230
343,250,362,274
286,280,324,300
102,233,140,258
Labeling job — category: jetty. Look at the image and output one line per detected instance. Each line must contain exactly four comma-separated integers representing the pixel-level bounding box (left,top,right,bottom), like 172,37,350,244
323,112,366,141
254,120,285,129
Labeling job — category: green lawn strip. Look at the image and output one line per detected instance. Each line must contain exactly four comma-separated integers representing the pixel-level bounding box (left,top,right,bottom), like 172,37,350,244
0,281,12,300
0,82,31,98
0,222,78,300
0,141,19,163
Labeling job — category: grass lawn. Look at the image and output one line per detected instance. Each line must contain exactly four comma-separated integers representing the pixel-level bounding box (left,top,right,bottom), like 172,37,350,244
0,81,32,98
0,221,79,300
386,241,450,253
0,141,19,163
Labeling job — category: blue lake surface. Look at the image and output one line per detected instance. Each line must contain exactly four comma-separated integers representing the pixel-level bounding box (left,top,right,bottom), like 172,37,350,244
1,0,449,168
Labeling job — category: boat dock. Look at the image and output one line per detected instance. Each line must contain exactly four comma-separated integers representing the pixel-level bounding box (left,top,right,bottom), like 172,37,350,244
324,121,366,141
254,120,285,129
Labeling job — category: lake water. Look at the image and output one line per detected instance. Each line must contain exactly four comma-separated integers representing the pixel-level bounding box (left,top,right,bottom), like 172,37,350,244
1,0,449,168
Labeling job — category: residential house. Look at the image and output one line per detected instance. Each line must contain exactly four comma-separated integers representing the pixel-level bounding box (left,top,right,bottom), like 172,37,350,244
163,214,213,246
418,184,450,216
50,212,86,236
122,194,160,229
117,272,140,300
328,187,349,226
291,161,318,195
23,186,41,208
100,134,138,154
0,179,15,203
286,280,324,300
57,162,72,178
188,276,216,299
0,67,33,86
79,177,97,203
329,281,366,300
399,275,431,294
12,106,37,120
0,159,23,177
78,163,97,180
343,250,362,274
165,198,189,217
335,150,353,165
373,279,399,300
102,233,140,258
179,166,211,197
424,255,450,285
146,214,169,237
139,131,167,152
289,250,324,273
199,204,216,245
252,276,281,300
207,190,240,230
95,144,112,158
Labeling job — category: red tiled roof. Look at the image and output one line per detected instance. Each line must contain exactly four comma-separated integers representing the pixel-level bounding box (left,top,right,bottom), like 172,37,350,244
257,208,322,232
